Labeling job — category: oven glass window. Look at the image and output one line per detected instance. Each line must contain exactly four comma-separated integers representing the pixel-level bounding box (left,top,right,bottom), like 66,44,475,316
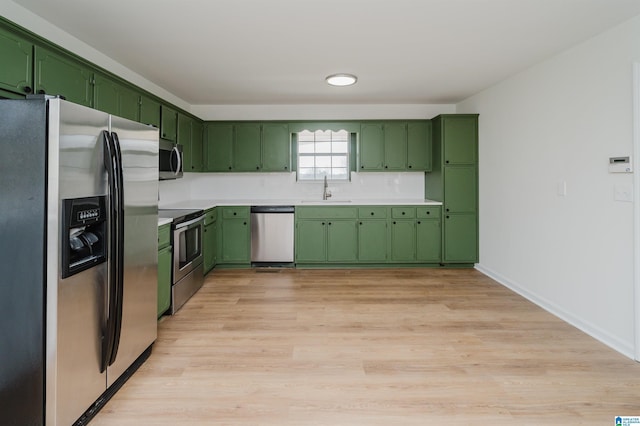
178,225,201,268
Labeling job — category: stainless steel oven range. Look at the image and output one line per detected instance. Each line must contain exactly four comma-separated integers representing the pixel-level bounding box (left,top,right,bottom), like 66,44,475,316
158,209,205,313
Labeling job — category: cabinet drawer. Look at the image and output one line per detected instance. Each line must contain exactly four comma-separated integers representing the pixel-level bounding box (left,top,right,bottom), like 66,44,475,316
358,207,387,219
296,207,357,219
204,207,217,225
222,206,249,219
391,207,415,219
158,223,171,249
416,206,441,219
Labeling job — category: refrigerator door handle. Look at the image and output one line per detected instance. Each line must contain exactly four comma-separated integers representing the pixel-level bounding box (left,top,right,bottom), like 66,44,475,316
101,130,118,373
107,131,125,366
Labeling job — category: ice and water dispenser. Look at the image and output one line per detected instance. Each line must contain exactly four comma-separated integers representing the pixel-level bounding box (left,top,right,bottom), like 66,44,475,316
61,196,107,278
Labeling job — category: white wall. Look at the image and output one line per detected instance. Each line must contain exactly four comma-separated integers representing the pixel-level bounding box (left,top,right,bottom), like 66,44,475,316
159,172,426,207
1,1,190,111
457,16,640,358
191,104,455,121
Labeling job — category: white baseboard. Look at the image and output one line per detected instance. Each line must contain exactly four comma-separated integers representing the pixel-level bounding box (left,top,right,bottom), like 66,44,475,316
475,263,636,360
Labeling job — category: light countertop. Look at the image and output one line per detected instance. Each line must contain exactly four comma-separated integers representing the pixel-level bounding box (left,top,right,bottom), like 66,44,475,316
158,217,173,226
160,198,442,211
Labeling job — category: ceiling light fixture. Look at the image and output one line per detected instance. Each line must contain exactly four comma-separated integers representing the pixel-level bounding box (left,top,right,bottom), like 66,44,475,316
326,73,357,87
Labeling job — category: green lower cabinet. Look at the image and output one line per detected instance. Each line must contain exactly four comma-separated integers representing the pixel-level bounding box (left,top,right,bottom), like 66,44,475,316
357,220,387,262
295,219,327,262
416,219,441,262
390,220,416,261
443,213,477,263
327,220,358,262
157,244,172,318
218,207,251,264
203,222,217,273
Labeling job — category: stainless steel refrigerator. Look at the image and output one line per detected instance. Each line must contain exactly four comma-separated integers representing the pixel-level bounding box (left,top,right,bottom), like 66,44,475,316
0,96,159,425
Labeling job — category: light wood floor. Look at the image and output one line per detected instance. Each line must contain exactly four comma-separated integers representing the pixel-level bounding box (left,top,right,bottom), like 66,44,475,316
92,268,640,425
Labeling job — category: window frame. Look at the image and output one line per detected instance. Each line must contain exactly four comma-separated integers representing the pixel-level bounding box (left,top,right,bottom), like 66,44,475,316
295,129,351,181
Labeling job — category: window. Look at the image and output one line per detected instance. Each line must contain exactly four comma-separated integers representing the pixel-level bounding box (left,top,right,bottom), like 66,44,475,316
297,129,350,181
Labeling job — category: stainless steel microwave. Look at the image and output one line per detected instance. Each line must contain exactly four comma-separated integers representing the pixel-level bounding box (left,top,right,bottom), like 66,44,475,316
159,139,183,180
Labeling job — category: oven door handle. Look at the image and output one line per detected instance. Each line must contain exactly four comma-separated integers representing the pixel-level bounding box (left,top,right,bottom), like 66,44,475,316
174,215,204,230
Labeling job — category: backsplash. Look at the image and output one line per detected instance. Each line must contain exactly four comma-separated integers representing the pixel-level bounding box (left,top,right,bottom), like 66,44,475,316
159,172,425,207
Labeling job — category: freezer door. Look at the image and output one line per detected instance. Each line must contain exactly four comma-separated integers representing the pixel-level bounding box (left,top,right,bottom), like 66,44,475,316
49,99,110,426
106,115,159,386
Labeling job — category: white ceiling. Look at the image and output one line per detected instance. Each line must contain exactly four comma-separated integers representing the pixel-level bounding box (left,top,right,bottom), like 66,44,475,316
12,0,640,105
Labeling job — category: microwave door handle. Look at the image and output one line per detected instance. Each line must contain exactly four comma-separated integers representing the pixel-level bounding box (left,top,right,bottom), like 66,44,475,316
172,146,182,176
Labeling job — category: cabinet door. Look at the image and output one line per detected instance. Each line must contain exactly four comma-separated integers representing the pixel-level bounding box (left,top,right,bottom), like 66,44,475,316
390,220,416,262
358,220,387,262
207,123,234,171
178,113,193,171
295,220,326,262
157,245,172,317
442,116,477,165
139,94,161,128
160,105,177,141
203,222,216,273
118,84,140,122
93,73,119,116
94,74,140,121
416,219,441,262
0,27,33,96
220,218,250,263
191,120,204,172
443,213,477,263
383,122,407,170
34,46,93,107
407,121,431,171
443,166,477,213
359,123,384,170
262,123,290,172
234,123,262,171
327,220,358,262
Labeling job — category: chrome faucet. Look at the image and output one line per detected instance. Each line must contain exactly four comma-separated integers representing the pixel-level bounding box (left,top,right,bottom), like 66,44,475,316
322,175,332,200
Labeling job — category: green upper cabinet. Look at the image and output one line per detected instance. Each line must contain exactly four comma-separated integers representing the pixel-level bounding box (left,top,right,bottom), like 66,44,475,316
178,113,193,169
442,115,477,165
179,114,204,172
34,46,93,107
443,166,477,213
407,121,432,171
205,122,291,173
0,26,33,97
359,121,430,171
262,123,291,172
160,105,177,141
359,123,385,170
93,73,140,121
234,123,262,171
206,123,234,171
382,122,407,170
139,94,161,128
191,119,204,171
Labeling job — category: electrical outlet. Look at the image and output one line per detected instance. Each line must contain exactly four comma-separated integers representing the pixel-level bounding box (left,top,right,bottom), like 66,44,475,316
614,184,633,202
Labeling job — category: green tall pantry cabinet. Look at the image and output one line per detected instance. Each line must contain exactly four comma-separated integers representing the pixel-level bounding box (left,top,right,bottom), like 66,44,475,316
425,115,478,264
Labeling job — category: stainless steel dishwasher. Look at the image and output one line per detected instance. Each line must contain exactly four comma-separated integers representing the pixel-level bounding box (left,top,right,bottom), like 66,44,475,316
250,206,295,265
